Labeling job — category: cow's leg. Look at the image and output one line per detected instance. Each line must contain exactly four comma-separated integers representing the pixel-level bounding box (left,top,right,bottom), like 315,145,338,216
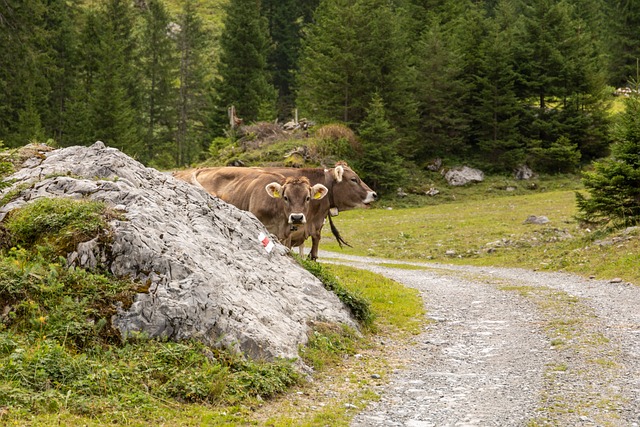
298,243,305,257
309,233,320,260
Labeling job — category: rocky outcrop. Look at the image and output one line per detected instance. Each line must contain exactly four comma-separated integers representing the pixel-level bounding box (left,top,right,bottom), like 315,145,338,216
0,142,356,361
443,166,484,186
514,165,535,180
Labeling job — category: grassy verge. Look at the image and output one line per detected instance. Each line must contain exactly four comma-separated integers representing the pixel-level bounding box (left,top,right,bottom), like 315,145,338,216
320,187,639,284
251,264,425,426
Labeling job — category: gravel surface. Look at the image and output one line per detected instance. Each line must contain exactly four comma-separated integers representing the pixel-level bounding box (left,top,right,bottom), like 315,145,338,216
318,251,640,427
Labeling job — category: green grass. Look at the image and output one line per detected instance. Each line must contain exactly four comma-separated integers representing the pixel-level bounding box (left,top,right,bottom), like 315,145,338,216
321,186,640,284
325,264,424,336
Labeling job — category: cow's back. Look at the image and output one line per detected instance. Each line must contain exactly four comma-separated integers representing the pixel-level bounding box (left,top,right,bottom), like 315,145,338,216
176,167,292,241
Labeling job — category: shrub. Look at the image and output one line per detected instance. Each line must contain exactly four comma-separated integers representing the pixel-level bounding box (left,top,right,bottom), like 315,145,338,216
311,123,360,162
576,91,640,226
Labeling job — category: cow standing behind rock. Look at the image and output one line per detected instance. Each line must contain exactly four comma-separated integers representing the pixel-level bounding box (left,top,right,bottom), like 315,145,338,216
176,163,377,260
258,163,377,259
173,167,328,248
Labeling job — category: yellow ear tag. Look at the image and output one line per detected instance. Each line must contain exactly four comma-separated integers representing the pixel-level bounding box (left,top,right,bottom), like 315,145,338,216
313,191,323,199
272,190,281,198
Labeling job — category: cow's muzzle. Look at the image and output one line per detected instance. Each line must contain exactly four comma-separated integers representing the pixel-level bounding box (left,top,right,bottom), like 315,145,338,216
364,191,378,204
289,213,306,224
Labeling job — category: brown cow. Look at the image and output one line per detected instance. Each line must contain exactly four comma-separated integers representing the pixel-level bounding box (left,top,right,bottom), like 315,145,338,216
173,168,328,248
256,163,377,259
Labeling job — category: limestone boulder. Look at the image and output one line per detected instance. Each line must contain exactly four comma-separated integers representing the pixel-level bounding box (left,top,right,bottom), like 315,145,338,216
443,166,485,186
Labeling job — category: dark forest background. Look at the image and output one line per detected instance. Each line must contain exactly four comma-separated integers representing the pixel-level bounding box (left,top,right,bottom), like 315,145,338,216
1,0,639,181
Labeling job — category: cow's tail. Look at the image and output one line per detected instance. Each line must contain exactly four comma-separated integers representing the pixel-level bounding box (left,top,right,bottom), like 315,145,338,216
328,214,351,249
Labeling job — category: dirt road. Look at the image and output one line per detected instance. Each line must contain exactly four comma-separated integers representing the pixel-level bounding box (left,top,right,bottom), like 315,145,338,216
320,251,640,427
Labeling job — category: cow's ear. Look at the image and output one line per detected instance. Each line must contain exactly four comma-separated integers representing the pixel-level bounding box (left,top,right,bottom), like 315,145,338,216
311,184,328,200
265,182,283,198
333,165,344,182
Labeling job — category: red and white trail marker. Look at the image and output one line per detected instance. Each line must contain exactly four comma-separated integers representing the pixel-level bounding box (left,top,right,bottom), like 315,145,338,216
258,232,275,253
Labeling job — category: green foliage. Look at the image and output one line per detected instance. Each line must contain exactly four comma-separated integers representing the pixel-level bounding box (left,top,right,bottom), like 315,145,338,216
0,333,300,417
296,0,416,134
0,198,113,258
139,0,178,165
0,196,304,421
299,323,359,370
213,0,277,133
576,92,640,226
355,93,406,194
0,197,135,349
262,0,319,120
528,136,582,174
297,257,374,327
311,123,360,163
175,0,213,166
325,264,424,336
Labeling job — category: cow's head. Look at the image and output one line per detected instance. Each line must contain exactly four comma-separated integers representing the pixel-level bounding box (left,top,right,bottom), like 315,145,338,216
329,162,377,211
266,176,328,225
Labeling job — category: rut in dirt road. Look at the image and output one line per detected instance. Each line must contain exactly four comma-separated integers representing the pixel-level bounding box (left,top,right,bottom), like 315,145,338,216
319,252,640,427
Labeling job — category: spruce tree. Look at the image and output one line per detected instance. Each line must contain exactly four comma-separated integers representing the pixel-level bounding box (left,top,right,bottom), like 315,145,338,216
297,0,416,138
262,0,319,120
514,0,611,171
356,93,406,193
138,0,177,166
90,0,143,154
607,0,640,87
412,18,468,162
41,0,81,144
472,0,524,171
576,89,640,226
175,0,211,166
0,0,49,146
214,0,277,131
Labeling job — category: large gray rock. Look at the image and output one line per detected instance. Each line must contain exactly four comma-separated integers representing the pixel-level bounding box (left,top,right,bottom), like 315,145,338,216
0,142,356,361
443,166,485,186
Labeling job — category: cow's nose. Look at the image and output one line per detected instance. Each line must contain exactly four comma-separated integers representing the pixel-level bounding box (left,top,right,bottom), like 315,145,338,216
290,213,305,224
372,192,378,201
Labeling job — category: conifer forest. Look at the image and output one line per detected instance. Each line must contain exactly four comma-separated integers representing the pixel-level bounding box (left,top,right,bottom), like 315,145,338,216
1,0,639,176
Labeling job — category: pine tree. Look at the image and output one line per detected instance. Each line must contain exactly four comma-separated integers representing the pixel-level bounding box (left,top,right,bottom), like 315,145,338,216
412,18,468,162
607,0,640,87
62,9,102,147
214,0,277,131
576,89,640,226
41,0,81,144
175,0,211,166
0,0,49,146
262,0,319,120
138,0,177,166
513,0,611,171
89,0,143,154
355,93,406,193
297,0,416,137
472,0,524,171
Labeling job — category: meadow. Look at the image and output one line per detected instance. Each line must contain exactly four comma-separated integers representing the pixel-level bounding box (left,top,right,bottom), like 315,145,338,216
320,175,640,285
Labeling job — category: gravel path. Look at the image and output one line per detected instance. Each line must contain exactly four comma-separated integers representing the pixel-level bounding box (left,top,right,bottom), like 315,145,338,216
318,251,640,427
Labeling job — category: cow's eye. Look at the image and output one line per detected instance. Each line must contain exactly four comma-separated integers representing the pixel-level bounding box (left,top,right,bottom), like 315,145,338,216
283,196,289,202
351,177,358,183
306,196,310,202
